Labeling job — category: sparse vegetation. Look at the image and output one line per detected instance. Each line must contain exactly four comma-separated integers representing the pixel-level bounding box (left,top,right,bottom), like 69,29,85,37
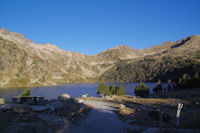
97,83,125,96
116,84,125,95
16,73,20,78
18,88,31,97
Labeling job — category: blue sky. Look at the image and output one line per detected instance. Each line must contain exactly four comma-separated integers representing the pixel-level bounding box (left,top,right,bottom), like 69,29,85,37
1,0,200,55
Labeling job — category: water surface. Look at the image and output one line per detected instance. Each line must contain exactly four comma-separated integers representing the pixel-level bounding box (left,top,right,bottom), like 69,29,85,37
0,83,166,100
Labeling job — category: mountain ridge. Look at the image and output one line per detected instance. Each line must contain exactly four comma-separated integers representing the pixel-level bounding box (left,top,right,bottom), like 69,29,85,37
2,28,199,56
0,28,200,88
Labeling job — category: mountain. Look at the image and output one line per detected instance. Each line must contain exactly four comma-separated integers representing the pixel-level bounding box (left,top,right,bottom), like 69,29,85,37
0,28,93,87
100,35,200,82
0,28,120,87
96,45,141,60
0,28,200,88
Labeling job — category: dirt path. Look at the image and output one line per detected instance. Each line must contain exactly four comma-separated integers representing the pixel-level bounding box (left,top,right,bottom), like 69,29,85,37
68,100,130,133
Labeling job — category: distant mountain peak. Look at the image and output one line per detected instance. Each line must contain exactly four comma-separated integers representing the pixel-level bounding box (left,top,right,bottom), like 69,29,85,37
112,45,133,49
190,34,200,38
0,28,9,32
96,45,140,60
0,28,25,38
171,34,200,49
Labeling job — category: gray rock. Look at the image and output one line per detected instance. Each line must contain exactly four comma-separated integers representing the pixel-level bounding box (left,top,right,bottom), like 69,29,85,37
82,94,88,98
120,104,126,110
112,95,116,98
0,104,12,111
0,98,5,104
12,104,29,113
105,96,113,100
78,99,84,103
58,94,70,100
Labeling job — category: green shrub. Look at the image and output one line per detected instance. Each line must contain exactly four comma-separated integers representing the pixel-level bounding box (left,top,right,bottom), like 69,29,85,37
116,84,125,95
134,82,149,97
97,83,125,96
18,88,31,97
97,83,108,96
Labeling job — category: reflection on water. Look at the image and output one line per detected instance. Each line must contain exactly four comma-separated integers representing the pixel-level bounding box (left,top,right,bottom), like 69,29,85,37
0,83,166,100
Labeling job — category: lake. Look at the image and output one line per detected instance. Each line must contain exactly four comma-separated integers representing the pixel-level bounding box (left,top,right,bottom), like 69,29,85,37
0,83,167,100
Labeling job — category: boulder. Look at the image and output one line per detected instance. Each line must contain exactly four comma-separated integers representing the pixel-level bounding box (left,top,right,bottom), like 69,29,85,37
112,95,116,98
0,104,12,111
0,98,5,104
12,104,29,113
120,104,126,110
105,96,113,100
30,105,48,112
12,97,20,104
82,94,88,98
78,99,84,103
58,94,70,100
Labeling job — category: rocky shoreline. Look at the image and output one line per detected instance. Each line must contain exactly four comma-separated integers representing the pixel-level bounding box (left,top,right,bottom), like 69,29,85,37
0,94,91,133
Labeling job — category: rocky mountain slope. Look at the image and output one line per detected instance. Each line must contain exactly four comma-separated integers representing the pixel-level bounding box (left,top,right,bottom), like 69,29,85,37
0,28,199,88
100,35,200,82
